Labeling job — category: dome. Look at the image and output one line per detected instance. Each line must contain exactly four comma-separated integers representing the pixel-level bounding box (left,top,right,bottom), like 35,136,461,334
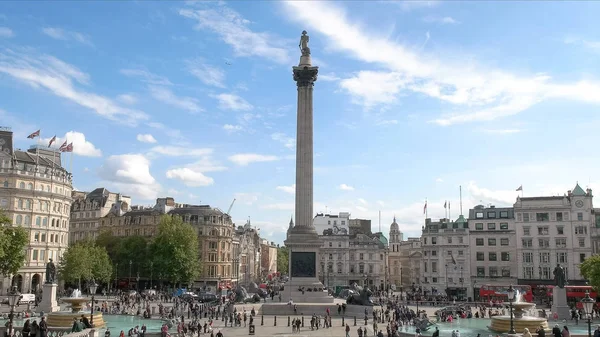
390,216,399,232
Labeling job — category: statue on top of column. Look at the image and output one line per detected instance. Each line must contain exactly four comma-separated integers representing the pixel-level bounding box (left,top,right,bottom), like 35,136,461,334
553,264,567,288
299,30,310,56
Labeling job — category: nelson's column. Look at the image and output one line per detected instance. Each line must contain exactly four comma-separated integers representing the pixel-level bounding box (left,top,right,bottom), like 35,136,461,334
284,31,333,303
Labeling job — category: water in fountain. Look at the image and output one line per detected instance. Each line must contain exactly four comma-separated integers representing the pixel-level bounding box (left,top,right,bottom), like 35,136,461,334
488,287,549,333
71,289,82,298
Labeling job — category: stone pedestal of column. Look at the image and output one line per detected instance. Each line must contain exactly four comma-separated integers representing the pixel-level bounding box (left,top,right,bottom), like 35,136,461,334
551,287,571,320
39,283,60,313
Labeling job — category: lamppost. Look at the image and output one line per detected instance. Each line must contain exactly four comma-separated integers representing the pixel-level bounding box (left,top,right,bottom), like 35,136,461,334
89,280,98,327
507,284,516,334
581,290,596,337
115,262,119,292
363,274,368,288
445,264,449,301
158,273,163,291
136,272,140,293
7,286,21,337
129,260,133,290
150,261,154,289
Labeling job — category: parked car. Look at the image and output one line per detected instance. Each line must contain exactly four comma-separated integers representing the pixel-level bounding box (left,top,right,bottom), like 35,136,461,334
197,293,218,303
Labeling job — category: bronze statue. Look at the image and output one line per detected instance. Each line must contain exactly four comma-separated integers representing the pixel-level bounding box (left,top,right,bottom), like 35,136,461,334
553,264,567,288
299,30,310,56
45,258,56,284
346,282,374,306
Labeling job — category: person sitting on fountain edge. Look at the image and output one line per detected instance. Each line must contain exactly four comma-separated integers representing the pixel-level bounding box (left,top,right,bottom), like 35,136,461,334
81,314,92,328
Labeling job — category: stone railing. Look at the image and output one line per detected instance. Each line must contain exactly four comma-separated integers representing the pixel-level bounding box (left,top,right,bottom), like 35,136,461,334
0,327,99,337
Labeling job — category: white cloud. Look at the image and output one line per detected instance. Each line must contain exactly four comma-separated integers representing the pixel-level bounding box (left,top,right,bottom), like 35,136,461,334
358,198,368,205
0,27,14,38
150,146,212,157
41,27,93,46
136,134,157,143
375,119,398,126
282,2,600,126
423,16,460,24
166,167,214,187
148,86,202,113
179,5,290,64
98,154,160,200
186,59,226,88
223,124,243,133
481,129,523,134
436,178,444,183
319,73,341,82
339,184,354,191
120,68,173,86
234,192,259,205
43,131,102,157
117,94,137,105
271,133,295,150
276,184,295,194
0,51,148,125
213,93,253,111
466,181,519,205
564,37,600,54
261,203,294,211
229,153,279,166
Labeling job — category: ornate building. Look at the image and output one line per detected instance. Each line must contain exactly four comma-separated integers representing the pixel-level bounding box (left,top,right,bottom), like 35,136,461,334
234,220,261,286
70,188,130,244
0,127,73,294
260,239,278,280
388,217,422,290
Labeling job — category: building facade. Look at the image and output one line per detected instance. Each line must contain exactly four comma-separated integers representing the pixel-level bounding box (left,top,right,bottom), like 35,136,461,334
389,216,422,291
0,128,73,294
260,238,278,279
421,216,471,300
515,184,594,287
234,220,261,286
70,188,130,244
468,205,517,300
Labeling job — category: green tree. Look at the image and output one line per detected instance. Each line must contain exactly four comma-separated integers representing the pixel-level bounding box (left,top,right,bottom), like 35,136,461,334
150,215,200,286
59,240,113,286
96,231,151,278
580,255,600,290
0,211,29,277
277,246,289,274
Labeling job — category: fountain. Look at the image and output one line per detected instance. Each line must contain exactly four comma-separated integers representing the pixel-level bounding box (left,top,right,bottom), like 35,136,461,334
488,290,549,334
46,289,106,328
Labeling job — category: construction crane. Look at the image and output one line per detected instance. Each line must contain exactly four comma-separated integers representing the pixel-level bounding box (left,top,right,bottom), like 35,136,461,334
226,198,236,215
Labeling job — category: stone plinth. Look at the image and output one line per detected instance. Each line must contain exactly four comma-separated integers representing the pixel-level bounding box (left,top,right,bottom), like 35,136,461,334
552,287,571,320
39,283,60,313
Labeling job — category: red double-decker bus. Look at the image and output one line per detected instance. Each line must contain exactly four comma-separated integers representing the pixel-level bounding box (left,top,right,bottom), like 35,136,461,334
546,285,597,309
479,285,534,302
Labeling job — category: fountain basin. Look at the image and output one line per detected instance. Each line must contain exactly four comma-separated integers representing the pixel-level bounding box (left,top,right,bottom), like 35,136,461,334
46,297,105,328
489,302,549,333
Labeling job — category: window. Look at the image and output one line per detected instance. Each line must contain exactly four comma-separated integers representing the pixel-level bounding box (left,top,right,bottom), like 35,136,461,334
477,252,485,261
15,215,22,225
557,226,564,235
431,262,437,273
500,223,508,230
447,237,452,244
555,238,567,248
475,223,483,230
32,250,38,261
487,211,496,218
208,253,217,262
431,251,437,256
208,241,218,249
523,227,530,236
538,226,549,235
359,253,364,260
536,213,549,221
539,252,550,263
458,250,464,255
328,242,332,247
580,253,586,263
500,211,509,218
448,277,453,283
432,237,437,244
489,267,498,277
556,212,563,221
522,239,533,247
458,237,463,243
578,213,583,221
575,226,587,235
432,277,438,283
539,239,550,248
488,238,496,246
447,250,452,256
523,252,533,263
501,238,509,246
556,252,567,264
523,213,530,222
19,182,25,189
523,266,534,279
501,267,511,277
329,254,333,260
579,238,585,247
476,238,484,246
501,252,510,261
487,223,496,230
477,267,485,277
476,212,484,219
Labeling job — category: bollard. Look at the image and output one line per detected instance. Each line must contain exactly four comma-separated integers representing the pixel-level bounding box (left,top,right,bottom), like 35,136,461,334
288,316,291,327
354,316,357,326
274,316,277,326
301,316,304,327
249,324,255,335
342,316,345,326
261,315,264,326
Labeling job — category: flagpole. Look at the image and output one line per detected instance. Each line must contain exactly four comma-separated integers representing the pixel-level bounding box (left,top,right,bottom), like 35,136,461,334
459,185,463,216
69,151,73,175
425,198,428,219
449,201,451,221
521,184,524,198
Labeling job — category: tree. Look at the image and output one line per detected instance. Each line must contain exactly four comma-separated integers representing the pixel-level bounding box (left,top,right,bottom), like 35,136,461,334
277,246,289,274
0,210,29,277
96,231,151,278
59,240,113,286
580,255,600,290
150,215,200,286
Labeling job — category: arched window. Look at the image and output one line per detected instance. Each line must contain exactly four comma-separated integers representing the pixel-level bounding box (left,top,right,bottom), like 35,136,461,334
25,199,31,210
42,217,48,226
16,215,22,225
18,199,23,209
51,219,55,227
35,216,41,226
3,181,8,188
46,185,50,192
19,182,25,189
24,215,31,225
27,183,33,190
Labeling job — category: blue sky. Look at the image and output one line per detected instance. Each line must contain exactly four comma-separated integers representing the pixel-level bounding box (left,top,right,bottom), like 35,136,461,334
1,1,600,244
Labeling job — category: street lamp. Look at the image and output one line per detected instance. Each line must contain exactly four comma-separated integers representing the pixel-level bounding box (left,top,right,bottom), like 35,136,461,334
7,286,21,337
581,290,596,337
136,272,140,293
115,262,119,292
150,261,154,289
507,284,516,334
129,260,133,290
89,280,98,327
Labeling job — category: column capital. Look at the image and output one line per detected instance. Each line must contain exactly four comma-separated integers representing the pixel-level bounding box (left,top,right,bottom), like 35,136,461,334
293,66,318,87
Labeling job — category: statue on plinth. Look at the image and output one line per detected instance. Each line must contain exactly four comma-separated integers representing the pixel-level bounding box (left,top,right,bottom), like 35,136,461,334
553,264,567,288
299,30,310,56
45,258,56,284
